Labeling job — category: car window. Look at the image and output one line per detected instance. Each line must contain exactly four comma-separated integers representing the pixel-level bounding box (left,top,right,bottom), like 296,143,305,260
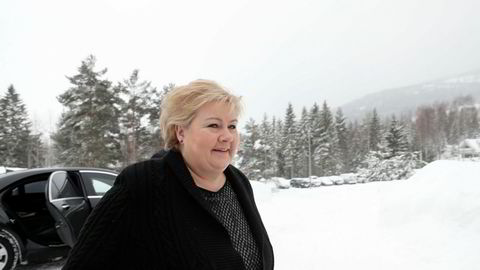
24,180,47,194
92,179,111,194
50,173,82,200
3,179,48,211
9,181,46,196
81,172,116,196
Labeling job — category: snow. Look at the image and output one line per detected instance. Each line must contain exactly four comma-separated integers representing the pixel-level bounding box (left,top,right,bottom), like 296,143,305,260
253,139,271,150
0,166,26,174
26,160,480,269
253,139,263,150
460,139,480,153
444,75,480,83
253,160,480,270
268,177,291,189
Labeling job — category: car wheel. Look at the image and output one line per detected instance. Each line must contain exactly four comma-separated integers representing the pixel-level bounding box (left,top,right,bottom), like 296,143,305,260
0,230,19,270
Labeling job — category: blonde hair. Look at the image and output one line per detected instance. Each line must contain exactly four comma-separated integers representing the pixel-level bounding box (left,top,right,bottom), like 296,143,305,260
159,79,243,150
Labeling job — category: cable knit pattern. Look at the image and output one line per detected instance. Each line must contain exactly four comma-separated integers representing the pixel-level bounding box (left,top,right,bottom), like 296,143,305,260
62,150,274,270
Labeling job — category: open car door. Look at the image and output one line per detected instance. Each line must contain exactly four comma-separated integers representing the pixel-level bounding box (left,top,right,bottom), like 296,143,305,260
46,171,91,247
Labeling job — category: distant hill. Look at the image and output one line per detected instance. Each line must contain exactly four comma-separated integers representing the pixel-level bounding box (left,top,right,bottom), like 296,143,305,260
340,70,480,120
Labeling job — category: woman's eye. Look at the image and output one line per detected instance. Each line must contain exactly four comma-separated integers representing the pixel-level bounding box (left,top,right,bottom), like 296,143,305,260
228,125,237,129
208,124,219,128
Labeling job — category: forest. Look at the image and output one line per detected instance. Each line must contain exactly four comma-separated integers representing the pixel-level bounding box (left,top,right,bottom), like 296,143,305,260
1,55,479,181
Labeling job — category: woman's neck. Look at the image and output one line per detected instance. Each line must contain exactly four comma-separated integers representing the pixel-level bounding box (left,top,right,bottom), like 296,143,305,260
186,166,226,192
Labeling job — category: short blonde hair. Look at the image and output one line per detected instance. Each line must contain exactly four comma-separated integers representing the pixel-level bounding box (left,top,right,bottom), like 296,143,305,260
159,79,243,150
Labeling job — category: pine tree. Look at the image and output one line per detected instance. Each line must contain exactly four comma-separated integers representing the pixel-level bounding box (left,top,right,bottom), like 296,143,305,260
118,69,161,166
368,109,382,151
357,151,425,182
239,118,262,179
0,85,42,167
271,117,284,177
308,103,321,176
313,101,338,176
335,108,349,172
0,93,7,164
346,120,367,171
283,103,299,178
258,114,274,178
52,55,122,168
385,116,409,158
298,107,312,177
151,83,176,150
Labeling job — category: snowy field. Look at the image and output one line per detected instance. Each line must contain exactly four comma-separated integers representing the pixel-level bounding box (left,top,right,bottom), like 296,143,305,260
27,160,480,269
253,160,480,270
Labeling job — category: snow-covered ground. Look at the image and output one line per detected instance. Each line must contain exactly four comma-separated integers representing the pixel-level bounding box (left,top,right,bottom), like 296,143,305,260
253,160,480,270
27,160,480,269
0,166,26,174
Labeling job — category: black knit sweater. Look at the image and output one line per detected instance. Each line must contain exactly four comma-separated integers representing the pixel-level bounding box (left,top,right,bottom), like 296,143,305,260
199,180,262,270
62,150,274,270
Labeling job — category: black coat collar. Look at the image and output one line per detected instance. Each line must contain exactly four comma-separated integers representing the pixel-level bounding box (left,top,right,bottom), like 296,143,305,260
164,149,216,218
164,150,267,263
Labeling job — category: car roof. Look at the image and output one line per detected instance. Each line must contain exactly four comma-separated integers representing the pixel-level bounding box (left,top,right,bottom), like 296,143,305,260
0,167,118,191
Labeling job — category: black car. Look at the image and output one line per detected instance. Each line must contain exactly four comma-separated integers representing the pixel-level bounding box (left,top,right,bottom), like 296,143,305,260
0,167,117,270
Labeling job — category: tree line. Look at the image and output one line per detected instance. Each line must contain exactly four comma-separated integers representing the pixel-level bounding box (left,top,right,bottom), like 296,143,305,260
51,55,174,168
237,96,480,180
1,55,172,169
1,55,479,174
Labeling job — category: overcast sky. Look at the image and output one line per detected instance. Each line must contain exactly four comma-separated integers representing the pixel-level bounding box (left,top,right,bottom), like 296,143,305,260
1,0,480,135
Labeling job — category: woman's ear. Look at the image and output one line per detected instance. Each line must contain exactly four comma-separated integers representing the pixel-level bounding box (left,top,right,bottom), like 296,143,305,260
175,125,185,144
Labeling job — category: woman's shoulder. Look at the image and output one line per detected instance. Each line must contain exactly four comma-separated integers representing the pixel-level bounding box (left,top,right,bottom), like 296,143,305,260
122,158,165,175
115,158,167,190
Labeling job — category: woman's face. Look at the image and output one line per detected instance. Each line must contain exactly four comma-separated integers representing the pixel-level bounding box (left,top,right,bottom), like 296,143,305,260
177,101,239,177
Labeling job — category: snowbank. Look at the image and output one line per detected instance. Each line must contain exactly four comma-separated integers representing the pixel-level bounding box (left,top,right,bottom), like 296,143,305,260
27,160,480,269
250,180,276,203
252,160,480,270
0,166,26,174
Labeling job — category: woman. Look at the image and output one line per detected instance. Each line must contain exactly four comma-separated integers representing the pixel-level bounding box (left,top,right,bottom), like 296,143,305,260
62,79,274,270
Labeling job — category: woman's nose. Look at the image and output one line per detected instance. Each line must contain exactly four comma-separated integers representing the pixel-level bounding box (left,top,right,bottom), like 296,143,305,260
219,127,234,142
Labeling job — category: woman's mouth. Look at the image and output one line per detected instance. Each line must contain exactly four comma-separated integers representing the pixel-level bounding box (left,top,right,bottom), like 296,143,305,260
213,148,229,153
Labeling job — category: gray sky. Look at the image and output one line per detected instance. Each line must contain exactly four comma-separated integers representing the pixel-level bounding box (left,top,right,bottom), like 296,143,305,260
1,0,480,135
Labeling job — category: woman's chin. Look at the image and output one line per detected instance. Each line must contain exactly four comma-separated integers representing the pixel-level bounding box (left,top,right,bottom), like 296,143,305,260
209,160,230,171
